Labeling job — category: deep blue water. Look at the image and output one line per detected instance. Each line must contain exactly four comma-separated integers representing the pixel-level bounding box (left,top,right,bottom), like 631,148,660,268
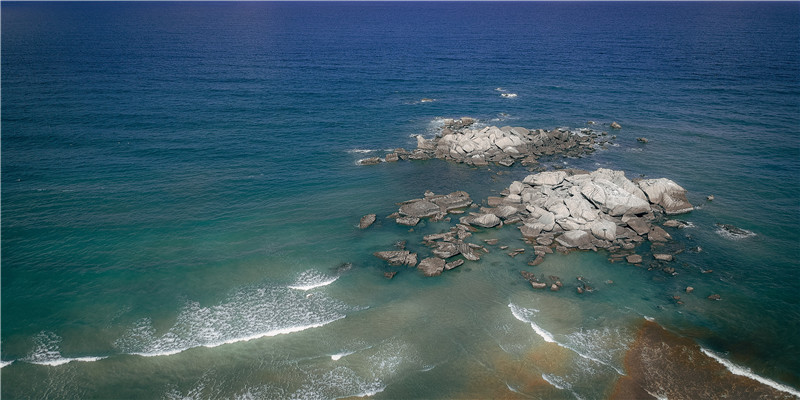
2,2,799,398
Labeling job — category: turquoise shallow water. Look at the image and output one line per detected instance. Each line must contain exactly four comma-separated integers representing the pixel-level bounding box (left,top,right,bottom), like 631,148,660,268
2,2,799,398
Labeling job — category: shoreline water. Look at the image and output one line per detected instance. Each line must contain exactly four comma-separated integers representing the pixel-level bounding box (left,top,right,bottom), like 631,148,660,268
3,2,798,397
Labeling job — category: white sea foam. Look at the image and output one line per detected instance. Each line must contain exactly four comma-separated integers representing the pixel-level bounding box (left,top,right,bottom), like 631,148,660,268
355,157,384,166
19,331,108,367
289,270,340,291
501,93,518,98
529,321,557,343
331,351,354,361
715,225,756,240
0,360,13,368
508,304,554,343
564,328,629,376
347,149,378,154
508,304,625,375
115,283,357,358
341,386,386,399
700,348,800,398
542,374,568,390
29,356,107,366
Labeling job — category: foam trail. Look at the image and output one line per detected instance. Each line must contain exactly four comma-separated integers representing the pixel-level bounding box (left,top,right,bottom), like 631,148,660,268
116,282,358,358
347,149,378,154
508,304,624,375
0,360,13,368
331,350,355,361
529,321,557,343
289,277,339,291
700,348,800,398
340,386,386,399
29,356,107,366
132,317,345,358
542,374,585,400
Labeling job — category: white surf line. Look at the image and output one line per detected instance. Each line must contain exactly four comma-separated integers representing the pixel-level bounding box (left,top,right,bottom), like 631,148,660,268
508,304,625,375
28,356,107,366
132,316,346,358
288,276,339,291
700,348,800,398
541,374,585,400
331,351,355,361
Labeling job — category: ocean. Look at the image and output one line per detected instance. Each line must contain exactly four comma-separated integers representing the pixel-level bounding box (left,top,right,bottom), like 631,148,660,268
2,1,799,398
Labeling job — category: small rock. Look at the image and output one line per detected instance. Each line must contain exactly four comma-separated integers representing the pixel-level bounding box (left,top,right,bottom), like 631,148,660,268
520,271,537,282
483,238,499,245
470,213,502,228
610,121,622,129
577,286,584,294
531,282,547,289
702,269,713,274
648,226,672,242
636,137,648,143
708,294,721,301
528,255,545,266
626,254,643,264
384,271,397,279
359,157,382,165
359,214,377,229
500,245,509,250
707,195,714,201
663,220,685,228
396,216,420,226
685,286,694,294
654,253,674,262
445,259,464,270
550,284,560,291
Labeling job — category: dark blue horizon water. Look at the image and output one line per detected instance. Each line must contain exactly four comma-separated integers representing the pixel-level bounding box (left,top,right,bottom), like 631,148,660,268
3,2,799,398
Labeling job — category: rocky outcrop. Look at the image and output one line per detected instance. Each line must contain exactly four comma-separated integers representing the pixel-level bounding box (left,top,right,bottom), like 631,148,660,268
481,168,692,266
359,214,376,229
374,250,418,267
392,191,473,226
637,178,693,215
409,118,615,167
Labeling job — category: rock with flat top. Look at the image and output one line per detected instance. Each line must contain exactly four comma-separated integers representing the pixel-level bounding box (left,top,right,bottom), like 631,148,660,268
626,254,643,264
399,199,441,218
417,257,446,277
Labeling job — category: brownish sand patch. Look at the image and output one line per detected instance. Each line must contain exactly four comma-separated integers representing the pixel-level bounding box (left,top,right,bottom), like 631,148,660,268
612,320,796,400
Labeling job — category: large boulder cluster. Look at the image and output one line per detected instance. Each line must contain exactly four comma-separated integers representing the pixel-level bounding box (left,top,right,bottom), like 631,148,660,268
370,169,693,279
499,169,692,258
369,117,615,167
